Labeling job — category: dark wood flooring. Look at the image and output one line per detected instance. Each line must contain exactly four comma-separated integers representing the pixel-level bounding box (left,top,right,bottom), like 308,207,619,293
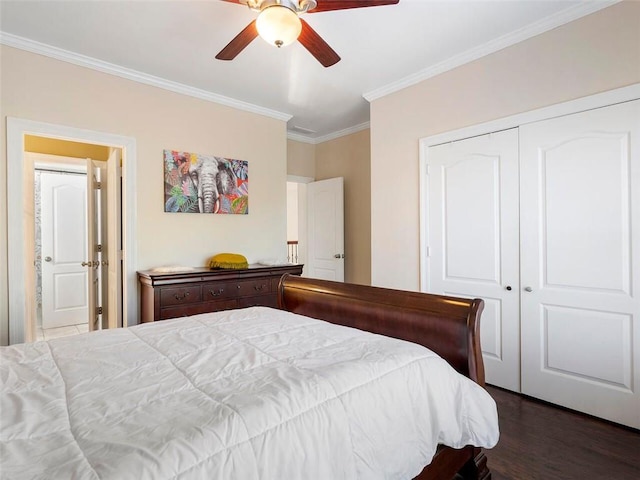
483,386,640,480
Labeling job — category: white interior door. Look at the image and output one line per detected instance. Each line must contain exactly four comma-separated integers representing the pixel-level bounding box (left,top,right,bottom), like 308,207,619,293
41,171,89,329
307,177,344,281
427,129,521,391
520,100,640,428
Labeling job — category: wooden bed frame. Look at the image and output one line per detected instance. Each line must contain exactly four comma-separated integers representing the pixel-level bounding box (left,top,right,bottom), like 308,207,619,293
278,274,492,480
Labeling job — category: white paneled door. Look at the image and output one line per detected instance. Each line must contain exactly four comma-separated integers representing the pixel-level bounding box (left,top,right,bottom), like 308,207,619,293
427,129,521,391
307,177,344,281
520,100,640,429
41,171,89,329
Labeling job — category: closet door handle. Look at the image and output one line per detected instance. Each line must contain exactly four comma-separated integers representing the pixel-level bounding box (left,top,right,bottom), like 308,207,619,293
524,286,533,292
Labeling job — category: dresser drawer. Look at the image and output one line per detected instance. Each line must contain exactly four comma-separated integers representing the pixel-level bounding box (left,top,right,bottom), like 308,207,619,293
138,264,303,323
160,299,238,320
201,281,237,301
238,295,278,309
271,275,285,291
160,285,202,307
236,278,271,297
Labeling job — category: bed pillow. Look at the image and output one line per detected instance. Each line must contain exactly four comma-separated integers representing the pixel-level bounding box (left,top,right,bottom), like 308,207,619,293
209,253,249,270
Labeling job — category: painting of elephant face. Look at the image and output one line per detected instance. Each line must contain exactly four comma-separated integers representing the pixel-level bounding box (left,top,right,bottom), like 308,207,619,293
164,149,248,214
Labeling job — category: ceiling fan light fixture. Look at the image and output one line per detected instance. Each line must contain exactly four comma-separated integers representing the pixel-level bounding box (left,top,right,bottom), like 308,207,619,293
256,5,302,48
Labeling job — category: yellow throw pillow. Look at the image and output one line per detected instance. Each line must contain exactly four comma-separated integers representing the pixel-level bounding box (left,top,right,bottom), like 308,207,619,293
208,253,249,270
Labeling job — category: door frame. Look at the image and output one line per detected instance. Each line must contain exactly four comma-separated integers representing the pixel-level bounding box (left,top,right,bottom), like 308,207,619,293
7,117,137,344
419,83,640,292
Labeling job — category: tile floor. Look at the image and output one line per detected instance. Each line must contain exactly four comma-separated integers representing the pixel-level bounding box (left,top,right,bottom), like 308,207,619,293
36,323,89,341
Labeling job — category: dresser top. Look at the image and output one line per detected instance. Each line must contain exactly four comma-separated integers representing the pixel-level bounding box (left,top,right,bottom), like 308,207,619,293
137,263,303,286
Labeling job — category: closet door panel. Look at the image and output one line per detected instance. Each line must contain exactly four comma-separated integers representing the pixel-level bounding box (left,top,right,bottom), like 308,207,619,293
427,129,520,391
520,100,640,429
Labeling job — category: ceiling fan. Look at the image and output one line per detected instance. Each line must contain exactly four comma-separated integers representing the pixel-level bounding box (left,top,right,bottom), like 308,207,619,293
216,0,400,67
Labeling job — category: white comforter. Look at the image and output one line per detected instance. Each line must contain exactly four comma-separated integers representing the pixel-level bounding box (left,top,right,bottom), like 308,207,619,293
1,307,499,479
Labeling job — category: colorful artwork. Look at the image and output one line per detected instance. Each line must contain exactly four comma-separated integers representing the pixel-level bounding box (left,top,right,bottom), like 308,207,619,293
164,149,248,214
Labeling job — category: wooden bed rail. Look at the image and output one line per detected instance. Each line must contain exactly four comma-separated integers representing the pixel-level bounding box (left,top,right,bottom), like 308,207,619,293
278,275,492,479
277,274,486,386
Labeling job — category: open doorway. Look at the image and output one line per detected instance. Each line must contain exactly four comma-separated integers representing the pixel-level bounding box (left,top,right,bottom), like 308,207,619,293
287,176,312,276
28,139,121,341
7,117,137,345
286,175,345,282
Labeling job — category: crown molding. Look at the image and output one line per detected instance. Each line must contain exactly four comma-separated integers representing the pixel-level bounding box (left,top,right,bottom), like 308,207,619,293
287,121,370,145
0,31,292,122
286,131,317,144
363,0,621,102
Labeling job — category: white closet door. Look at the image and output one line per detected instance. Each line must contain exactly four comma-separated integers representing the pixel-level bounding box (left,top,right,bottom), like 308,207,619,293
427,129,521,391
520,100,640,429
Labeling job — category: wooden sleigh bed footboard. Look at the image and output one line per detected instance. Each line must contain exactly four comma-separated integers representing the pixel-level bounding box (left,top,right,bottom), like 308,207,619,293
277,274,491,480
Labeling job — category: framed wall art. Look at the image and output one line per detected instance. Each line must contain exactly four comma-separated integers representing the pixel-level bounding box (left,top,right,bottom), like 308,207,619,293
164,149,248,214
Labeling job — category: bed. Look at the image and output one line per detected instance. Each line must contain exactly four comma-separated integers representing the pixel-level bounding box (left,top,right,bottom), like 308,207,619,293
0,275,498,479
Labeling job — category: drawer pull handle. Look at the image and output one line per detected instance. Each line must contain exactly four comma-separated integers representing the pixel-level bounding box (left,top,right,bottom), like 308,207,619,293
174,292,191,301
209,288,224,297
254,284,266,291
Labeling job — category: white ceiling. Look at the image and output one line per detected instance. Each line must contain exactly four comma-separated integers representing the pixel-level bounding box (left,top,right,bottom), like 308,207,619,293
0,0,616,142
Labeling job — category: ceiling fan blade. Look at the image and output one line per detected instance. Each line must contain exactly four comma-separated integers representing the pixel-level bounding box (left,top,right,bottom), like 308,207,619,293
298,19,340,67
310,0,399,13
215,20,258,61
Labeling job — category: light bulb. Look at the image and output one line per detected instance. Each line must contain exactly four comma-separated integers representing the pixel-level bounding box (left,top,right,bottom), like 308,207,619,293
256,5,302,48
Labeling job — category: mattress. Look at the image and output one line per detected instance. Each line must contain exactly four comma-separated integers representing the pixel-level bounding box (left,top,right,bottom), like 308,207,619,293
0,306,499,479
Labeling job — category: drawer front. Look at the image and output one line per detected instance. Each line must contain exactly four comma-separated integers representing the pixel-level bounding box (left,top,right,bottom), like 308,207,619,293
236,278,271,297
160,285,202,307
271,275,285,291
238,294,278,309
201,281,237,301
160,299,238,320
199,300,239,314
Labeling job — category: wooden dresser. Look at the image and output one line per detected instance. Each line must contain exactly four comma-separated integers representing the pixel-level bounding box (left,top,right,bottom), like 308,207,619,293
138,264,303,322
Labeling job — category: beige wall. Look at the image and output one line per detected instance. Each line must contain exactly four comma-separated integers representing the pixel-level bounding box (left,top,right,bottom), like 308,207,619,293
287,139,315,178
370,1,640,291
0,46,288,345
315,129,371,285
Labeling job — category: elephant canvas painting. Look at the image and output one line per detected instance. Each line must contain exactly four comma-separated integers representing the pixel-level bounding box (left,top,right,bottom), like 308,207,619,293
164,150,249,214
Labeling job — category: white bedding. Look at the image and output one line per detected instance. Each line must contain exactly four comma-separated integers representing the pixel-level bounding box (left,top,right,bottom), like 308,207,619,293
1,306,499,479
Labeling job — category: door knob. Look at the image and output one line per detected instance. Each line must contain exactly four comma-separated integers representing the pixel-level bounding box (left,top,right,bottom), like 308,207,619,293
334,254,345,259
81,261,91,267
505,285,512,291
44,256,52,262
524,286,533,292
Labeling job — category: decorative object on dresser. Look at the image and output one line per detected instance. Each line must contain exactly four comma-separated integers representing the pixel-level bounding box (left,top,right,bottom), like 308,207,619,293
208,252,249,269
138,264,303,322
